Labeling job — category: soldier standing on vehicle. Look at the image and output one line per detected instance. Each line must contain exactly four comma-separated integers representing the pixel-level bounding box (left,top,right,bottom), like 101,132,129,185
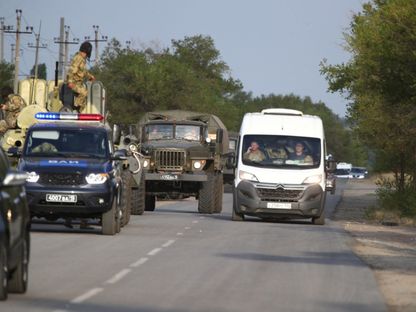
0,86,26,135
67,41,95,112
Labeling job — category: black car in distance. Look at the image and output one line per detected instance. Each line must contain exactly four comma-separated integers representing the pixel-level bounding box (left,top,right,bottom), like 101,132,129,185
0,147,30,300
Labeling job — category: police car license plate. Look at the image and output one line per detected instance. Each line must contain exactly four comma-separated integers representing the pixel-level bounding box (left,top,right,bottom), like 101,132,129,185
46,194,77,203
267,202,291,209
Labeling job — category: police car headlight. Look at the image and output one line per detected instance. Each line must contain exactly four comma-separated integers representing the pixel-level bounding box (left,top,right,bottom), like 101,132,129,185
85,173,108,184
303,174,322,184
26,171,40,183
143,159,150,168
239,170,258,182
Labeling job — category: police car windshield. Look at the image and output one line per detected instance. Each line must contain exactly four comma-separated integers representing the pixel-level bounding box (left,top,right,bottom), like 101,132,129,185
241,135,321,169
24,129,109,158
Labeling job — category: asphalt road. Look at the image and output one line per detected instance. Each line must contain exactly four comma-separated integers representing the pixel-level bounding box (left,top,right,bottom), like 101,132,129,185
2,180,387,312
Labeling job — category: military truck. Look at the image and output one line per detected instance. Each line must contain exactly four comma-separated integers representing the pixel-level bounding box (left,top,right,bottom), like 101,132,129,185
138,110,229,214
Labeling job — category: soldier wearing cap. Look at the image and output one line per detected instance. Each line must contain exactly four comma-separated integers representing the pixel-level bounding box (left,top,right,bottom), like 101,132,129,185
0,86,26,135
67,41,95,112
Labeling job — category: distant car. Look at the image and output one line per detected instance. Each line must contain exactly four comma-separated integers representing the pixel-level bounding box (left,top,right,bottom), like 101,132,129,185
334,169,350,178
349,167,367,179
0,148,30,300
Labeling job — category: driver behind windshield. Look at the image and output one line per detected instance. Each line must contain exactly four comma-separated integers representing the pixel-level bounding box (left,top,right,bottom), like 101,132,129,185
243,141,266,162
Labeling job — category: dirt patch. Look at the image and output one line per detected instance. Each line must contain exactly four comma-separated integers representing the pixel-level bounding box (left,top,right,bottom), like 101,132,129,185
334,179,416,312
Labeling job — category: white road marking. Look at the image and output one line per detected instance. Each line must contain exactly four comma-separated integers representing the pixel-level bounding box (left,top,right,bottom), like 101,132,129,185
177,232,184,236
147,247,162,256
192,220,199,224
105,268,131,285
52,310,68,312
130,257,149,268
70,287,104,304
184,226,191,230
162,239,176,248
199,216,205,219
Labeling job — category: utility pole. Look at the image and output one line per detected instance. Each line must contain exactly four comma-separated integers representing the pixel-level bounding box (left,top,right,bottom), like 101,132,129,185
4,10,33,93
0,17,4,62
54,24,79,80
85,25,107,66
28,22,47,80
57,17,64,80
10,43,22,64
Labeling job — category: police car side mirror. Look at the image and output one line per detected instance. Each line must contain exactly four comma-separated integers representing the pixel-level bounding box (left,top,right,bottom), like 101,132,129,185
7,147,22,158
112,149,127,161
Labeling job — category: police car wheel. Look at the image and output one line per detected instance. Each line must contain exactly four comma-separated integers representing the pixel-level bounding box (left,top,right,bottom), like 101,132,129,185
0,246,8,300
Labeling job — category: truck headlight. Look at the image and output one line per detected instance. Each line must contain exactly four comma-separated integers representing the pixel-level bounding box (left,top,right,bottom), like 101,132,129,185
192,160,206,169
143,159,150,168
303,174,322,184
85,173,108,184
26,171,40,183
239,170,258,182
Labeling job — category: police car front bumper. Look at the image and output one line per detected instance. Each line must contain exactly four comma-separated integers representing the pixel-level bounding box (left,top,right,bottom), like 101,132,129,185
26,183,114,218
234,180,325,219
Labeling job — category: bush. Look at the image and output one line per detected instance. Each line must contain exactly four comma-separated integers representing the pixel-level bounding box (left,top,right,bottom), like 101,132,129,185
376,177,416,218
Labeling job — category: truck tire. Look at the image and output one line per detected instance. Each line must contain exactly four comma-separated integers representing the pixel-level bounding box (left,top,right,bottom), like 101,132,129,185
198,173,215,214
102,199,117,235
0,246,8,300
145,195,156,211
8,234,29,294
232,187,244,221
213,172,223,213
131,173,145,215
120,170,132,227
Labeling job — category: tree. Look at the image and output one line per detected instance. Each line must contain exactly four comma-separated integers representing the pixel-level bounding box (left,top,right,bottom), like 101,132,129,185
30,63,47,79
321,0,416,215
0,61,14,90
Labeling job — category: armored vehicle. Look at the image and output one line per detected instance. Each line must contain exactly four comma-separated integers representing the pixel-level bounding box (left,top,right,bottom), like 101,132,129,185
138,110,229,214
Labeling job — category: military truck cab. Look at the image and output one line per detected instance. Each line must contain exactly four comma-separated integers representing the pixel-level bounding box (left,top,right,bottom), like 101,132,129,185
139,110,229,214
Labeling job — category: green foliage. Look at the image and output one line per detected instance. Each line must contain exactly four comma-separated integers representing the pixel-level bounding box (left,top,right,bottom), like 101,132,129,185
30,63,47,80
321,0,416,192
0,61,14,90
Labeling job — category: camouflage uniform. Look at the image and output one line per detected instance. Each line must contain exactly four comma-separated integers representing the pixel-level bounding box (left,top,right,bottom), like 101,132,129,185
67,52,94,110
0,94,26,134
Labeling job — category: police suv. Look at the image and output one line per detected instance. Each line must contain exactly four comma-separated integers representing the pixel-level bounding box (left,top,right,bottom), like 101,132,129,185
17,112,126,235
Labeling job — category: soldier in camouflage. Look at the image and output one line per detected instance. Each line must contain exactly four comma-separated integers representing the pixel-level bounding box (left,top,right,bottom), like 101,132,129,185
67,41,95,111
0,86,26,135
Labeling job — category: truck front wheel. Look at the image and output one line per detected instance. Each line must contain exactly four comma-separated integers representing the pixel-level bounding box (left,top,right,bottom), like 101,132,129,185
198,173,215,214
131,172,145,215
213,172,223,213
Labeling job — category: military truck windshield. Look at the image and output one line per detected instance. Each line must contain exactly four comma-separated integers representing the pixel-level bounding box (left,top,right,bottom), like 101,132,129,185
24,129,109,158
145,124,201,141
242,135,321,169
175,125,201,141
146,125,174,140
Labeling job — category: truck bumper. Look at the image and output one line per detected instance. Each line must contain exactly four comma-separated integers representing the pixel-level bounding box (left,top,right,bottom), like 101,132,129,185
26,184,114,218
234,180,325,219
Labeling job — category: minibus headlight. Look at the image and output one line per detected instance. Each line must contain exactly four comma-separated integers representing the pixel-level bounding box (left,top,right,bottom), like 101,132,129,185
239,170,258,182
303,174,322,184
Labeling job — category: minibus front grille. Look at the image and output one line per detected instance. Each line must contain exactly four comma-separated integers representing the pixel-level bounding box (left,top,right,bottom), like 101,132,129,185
256,187,302,202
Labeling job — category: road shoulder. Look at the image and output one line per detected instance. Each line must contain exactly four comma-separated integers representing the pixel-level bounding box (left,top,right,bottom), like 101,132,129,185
333,179,416,312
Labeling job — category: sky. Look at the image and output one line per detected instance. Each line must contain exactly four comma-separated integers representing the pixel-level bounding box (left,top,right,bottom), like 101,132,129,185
0,0,365,117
